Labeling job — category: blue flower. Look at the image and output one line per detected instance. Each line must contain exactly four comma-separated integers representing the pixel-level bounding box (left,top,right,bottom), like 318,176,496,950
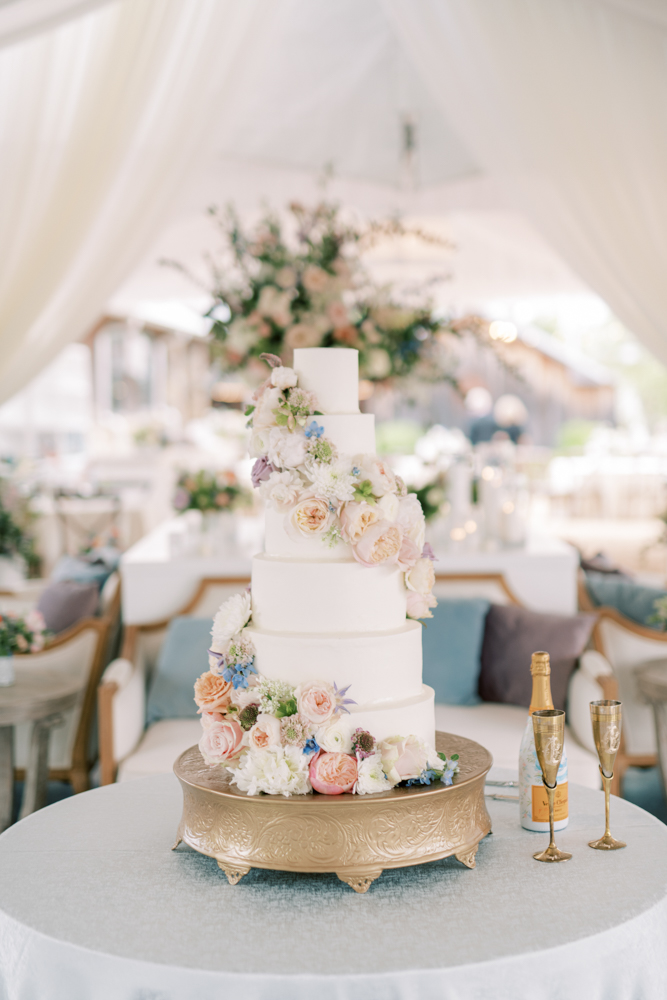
303,737,320,755
440,769,455,787
352,466,360,476
222,659,257,690
207,648,226,672
305,420,324,439
405,768,437,787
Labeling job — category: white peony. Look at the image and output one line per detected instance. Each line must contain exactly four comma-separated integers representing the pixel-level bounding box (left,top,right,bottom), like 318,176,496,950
210,592,252,653
357,456,397,497
253,386,284,430
248,427,271,459
396,493,426,553
267,426,308,470
355,752,392,795
306,458,356,504
406,557,436,595
259,470,304,510
228,745,312,797
316,716,353,753
270,366,298,390
339,500,381,543
377,492,399,522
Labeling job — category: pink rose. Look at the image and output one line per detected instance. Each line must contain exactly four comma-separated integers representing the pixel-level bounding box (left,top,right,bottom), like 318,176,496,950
353,521,403,567
406,589,437,620
310,751,358,794
246,714,282,749
200,711,225,729
379,735,428,785
397,534,420,571
199,718,244,765
194,672,233,713
296,680,336,725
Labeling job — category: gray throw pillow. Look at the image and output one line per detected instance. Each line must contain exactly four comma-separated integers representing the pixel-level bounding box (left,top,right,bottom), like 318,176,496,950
37,580,99,633
478,604,595,711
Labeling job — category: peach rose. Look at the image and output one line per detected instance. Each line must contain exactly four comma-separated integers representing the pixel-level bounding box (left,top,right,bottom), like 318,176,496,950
246,714,282,749
310,752,358,794
406,557,436,595
287,495,331,538
406,590,437,620
353,521,403,567
339,501,381,544
199,718,244,765
200,711,225,729
194,672,233,713
379,735,429,785
296,680,336,725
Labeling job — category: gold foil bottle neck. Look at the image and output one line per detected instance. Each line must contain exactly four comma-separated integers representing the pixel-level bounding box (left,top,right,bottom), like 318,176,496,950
530,651,551,676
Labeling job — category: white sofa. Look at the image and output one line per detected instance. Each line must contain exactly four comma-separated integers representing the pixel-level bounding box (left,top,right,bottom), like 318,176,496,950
99,573,606,789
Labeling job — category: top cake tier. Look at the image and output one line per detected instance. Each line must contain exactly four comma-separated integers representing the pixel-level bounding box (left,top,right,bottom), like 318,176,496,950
293,348,359,415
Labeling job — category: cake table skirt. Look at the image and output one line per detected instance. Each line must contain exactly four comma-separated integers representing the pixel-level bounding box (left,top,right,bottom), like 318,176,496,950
173,732,492,891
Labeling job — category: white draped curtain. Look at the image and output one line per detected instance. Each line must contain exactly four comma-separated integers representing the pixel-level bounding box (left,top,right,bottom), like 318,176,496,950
384,0,667,365
0,0,270,403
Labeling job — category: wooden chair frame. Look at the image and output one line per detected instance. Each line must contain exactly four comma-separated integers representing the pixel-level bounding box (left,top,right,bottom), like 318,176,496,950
15,615,110,793
98,577,250,785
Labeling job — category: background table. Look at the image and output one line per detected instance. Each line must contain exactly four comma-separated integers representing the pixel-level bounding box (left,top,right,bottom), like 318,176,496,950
0,669,80,831
0,770,666,1000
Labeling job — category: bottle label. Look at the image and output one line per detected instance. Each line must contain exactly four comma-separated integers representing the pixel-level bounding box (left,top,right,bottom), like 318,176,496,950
531,782,568,822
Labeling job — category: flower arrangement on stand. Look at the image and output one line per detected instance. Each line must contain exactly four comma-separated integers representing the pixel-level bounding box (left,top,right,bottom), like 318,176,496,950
0,610,48,656
193,591,459,798
172,470,253,514
165,199,487,388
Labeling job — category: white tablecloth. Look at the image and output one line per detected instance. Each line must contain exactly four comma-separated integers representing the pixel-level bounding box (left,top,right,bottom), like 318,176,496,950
0,771,666,999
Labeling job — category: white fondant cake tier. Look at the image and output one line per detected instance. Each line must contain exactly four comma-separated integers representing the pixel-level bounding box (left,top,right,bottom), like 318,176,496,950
347,685,435,746
315,413,375,455
251,554,407,633
264,506,353,560
294,348,359,414
246,621,423,704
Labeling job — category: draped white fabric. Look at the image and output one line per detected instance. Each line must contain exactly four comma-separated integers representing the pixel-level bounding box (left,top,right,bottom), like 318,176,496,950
384,0,667,366
0,0,117,49
0,0,270,403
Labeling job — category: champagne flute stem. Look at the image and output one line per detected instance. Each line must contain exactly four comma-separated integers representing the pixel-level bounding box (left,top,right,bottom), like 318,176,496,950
547,783,556,850
603,773,611,839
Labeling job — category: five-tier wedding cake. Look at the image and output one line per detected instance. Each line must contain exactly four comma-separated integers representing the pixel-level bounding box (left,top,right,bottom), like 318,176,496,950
192,347,459,796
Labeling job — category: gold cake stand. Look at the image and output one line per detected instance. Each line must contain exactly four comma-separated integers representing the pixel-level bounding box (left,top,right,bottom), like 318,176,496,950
173,732,492,893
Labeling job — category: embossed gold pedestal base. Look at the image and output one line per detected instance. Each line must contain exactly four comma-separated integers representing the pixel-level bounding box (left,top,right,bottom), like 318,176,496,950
173,733,492,892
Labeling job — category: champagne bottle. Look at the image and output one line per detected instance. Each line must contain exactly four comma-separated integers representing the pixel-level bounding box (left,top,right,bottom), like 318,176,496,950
519,651,569,831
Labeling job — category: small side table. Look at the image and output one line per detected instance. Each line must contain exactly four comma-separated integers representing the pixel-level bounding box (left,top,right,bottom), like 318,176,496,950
0,669,80,831
636,659,667,802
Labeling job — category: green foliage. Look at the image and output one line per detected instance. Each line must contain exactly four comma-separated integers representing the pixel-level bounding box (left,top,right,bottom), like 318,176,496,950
0,490,39,575
555,419,600,452
173,469,252,514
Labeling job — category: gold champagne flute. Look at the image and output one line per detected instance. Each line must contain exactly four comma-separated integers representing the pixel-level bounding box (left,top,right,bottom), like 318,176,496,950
532,709,572,863
589,700,626,851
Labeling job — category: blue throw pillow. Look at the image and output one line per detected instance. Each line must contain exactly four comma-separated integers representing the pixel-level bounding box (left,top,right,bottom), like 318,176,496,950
422,598,490,705
52,549,119,591
585,572,667,629
146,617,212,724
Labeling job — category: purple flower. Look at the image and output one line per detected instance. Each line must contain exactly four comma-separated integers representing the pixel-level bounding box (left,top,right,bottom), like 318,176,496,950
251,456,274,488
173,488,189,510
421,542,438,562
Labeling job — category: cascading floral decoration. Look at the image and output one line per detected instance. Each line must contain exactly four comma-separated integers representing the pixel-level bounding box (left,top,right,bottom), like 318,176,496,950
164,199,487,387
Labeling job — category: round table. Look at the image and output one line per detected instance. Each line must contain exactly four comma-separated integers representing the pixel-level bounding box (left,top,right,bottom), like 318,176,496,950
0,772,666,1000
0,668,80,831
637,658,667,800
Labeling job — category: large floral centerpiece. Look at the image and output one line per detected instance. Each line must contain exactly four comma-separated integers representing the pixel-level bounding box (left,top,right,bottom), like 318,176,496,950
172,469,253,514
193,591,459,798
168,200,485,386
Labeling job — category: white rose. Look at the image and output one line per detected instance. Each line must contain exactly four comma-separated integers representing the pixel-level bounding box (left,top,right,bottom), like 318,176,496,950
210,592,252,653
338,501,381,543
286,495,331,539
249,427,271,459
406,557,436,595
267,426,308,469
377,492,399,522
259,470,304,511
396,493,426,553
271,366,298,390
316,717,353,753
246,714,282,750
358,456,397,497
253,385,284,431
354,752,392,795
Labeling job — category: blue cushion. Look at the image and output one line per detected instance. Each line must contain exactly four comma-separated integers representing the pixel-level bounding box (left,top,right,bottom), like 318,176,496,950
51,549,119,591
422,598,490,705
146,617,212,724
585,572,667,629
